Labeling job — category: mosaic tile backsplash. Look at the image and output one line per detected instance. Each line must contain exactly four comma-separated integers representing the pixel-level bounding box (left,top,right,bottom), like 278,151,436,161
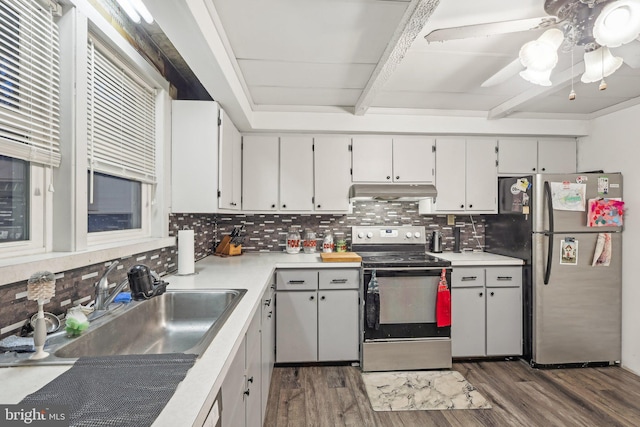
0,202,485,339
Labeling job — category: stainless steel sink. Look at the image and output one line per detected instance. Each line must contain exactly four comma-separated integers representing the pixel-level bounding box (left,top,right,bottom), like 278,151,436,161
0,289,246,366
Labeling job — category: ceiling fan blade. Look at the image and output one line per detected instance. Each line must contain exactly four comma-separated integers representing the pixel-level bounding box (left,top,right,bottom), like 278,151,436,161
481,58,525,87
611,41,640,69
424,17,557,43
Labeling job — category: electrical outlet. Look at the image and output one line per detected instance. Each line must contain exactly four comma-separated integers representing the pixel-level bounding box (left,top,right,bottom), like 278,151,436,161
447,214,455,226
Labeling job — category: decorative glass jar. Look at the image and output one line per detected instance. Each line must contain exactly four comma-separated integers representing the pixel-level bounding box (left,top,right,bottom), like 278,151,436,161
303,229,317,254
286,229,301,254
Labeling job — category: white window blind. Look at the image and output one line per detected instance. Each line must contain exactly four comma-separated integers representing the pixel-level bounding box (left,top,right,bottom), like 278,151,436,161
0,0,61,167
87,36,156,184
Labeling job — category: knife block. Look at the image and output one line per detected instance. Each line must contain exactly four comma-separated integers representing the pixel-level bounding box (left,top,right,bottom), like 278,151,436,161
215,235,242,256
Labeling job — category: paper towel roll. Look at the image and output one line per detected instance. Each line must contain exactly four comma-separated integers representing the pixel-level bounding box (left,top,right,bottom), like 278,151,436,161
178,230,195,275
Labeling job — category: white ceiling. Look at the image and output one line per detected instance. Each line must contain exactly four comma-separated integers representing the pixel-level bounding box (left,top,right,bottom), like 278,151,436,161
203,0,640,120
149,0,640,129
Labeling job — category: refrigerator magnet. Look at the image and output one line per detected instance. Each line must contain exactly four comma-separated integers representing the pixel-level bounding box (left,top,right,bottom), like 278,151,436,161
560,238,578,265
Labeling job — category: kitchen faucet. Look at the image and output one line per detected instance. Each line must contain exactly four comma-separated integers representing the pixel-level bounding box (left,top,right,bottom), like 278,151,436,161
93,260,129,313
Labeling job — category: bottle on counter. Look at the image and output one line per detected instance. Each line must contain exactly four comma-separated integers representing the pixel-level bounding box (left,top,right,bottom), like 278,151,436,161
303,229,317,254
322,232,334,253
286,228,301,254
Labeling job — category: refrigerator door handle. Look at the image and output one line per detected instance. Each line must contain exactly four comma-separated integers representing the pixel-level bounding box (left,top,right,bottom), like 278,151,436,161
544,181,554,285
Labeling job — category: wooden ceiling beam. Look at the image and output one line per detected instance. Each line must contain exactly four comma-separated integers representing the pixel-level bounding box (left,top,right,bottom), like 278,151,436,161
487,61,586,120
354,0,441,116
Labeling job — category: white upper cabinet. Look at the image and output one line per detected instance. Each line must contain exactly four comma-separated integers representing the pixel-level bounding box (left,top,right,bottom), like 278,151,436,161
537,138,577,173
280,136,314,211
431,138,497,213
351,136,393,182
314,136,352,211
392,136,435,182
171,100,219,213
352,136,435,183
218,109,242,210
242,135,280,211
498,138,577,174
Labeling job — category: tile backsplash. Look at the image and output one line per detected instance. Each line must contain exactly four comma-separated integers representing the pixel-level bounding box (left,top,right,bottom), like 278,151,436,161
0,203,485,339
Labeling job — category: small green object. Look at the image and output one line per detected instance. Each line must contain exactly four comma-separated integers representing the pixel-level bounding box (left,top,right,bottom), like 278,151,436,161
65,317,89,337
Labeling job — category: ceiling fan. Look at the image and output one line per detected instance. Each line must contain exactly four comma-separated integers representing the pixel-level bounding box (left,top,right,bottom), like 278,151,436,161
424,0,640,88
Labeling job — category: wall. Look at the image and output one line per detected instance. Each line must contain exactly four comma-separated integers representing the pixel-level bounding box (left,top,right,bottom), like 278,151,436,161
578,103,640,375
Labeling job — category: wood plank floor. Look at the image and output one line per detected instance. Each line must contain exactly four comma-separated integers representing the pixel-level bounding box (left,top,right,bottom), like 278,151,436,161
264,360,640,426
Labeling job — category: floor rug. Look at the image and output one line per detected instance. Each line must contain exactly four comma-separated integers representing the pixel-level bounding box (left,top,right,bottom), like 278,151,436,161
361,370,492,411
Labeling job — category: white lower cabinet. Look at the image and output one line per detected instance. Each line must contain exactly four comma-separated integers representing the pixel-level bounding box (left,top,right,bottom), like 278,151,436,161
276,268,360,363
451,266,522,358
220,283,275,427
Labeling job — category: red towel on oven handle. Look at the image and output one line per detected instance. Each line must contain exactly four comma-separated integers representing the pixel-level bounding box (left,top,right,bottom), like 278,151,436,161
436,272,451,327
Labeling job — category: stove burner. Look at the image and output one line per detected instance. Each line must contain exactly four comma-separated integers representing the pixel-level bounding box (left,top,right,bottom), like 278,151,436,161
365,256,404,262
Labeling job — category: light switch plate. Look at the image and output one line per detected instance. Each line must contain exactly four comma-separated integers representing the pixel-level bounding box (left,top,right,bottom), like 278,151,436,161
447,214,455,226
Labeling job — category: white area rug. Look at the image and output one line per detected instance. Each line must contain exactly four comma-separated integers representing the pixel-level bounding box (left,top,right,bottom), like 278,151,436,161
361,370,492,411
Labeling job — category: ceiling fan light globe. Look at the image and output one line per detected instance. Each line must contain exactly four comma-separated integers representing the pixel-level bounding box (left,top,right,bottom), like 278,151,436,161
581,46,624,83
519,40,559,71
519,67,553,86
594,0,640,47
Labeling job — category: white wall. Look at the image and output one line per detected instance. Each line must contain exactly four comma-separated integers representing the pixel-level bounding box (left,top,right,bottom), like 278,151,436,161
578,104,640,375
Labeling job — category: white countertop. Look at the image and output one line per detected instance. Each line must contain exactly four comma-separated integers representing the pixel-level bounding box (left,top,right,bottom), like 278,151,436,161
0,252,360,427
427,251,524,266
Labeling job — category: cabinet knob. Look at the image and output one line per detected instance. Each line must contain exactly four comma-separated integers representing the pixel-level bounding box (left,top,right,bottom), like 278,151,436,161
309,296,315,301
248,376,254,383
396,176,400,180
321,295,326,301
541,168,546,171
264,298,272,306
317,204,321,208
460,204,464,209
268,311,272,318
271,204,276,208
490,291,495,296
479,292,483,297
386,176,391,180
244,389,250,397
532,168,536,171
469,204,473,208
282,204,287,208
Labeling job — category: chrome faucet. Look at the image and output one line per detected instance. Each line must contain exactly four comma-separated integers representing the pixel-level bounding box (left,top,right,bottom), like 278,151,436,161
94,260,129,312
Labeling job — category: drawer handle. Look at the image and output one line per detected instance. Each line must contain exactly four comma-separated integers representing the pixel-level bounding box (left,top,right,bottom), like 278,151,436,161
496,276,513,281
461,276,477,281
288,280,305,284
330,279,348,283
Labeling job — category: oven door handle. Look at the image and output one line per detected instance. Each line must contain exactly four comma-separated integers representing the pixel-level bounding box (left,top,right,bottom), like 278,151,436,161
364,267,451,272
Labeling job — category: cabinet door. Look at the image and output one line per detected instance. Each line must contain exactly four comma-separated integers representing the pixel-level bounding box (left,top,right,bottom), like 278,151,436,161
222,337,246,427
276,291,318,363
486,287,522,356
218,109,241,210
498,138,538,174
451,287,486,357
280,136,314,211
260,284,275,423
392,137,435,182
242,136,279,211
245,314,262,427
538,138,577,173
434,138,466,212
465,138,497,212
171,100,219,213
318,290,359,361
351,136,393,182
314,136,352,211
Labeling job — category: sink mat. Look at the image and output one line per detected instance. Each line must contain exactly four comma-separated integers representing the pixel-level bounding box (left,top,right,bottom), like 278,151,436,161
21,353,197,427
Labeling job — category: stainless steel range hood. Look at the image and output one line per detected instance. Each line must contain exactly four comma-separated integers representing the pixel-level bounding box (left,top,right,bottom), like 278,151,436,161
348,184,437,201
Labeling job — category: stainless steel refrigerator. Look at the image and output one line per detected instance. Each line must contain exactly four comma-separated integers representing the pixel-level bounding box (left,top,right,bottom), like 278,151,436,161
485,173,623,367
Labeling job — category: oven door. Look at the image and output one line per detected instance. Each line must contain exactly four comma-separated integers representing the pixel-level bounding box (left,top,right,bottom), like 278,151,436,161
363,268,451,341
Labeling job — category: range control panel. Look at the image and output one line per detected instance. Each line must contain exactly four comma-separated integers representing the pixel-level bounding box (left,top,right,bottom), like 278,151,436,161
351,226,426,245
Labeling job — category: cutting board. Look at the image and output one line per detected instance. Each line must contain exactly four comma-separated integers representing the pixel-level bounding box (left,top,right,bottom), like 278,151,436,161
320,252,362,263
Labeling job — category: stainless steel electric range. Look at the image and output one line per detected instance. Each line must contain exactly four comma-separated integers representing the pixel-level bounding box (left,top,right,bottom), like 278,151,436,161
352,225,452,372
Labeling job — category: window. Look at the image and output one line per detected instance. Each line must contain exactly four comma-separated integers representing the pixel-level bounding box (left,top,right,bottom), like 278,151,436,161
0,154,28,242
86,35,157,240
88,172,141,233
